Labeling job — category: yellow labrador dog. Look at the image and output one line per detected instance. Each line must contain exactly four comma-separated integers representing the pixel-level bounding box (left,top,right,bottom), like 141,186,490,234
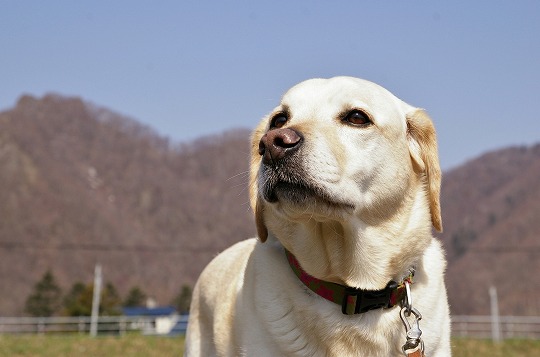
186,77,451,357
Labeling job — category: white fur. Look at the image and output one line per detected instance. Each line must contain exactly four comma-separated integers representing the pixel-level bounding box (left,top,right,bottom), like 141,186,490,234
186,77,451,356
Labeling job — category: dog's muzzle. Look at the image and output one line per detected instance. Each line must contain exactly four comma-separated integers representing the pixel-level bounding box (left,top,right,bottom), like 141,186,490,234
258,128,308,203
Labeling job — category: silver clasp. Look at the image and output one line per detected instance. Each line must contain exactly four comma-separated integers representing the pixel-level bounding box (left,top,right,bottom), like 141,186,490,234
400,282,424,355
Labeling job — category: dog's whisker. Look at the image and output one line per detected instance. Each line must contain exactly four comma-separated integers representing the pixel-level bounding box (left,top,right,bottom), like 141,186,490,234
227,171,250,181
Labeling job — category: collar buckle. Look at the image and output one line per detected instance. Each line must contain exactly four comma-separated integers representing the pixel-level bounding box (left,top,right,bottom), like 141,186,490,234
341,281,399,315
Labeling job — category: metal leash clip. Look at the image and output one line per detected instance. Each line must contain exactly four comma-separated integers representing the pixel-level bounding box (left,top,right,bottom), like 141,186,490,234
400,281,425,356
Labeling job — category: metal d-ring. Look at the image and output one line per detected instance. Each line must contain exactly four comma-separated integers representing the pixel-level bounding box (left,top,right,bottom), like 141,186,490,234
403,281,412,315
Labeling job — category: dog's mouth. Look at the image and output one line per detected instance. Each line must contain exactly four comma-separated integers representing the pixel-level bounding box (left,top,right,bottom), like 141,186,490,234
266,181,318,203
260,164,354,211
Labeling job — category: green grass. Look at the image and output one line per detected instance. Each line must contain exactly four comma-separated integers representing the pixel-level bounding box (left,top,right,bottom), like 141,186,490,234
1,334,539,356
451,338,540,357
0,333,184,357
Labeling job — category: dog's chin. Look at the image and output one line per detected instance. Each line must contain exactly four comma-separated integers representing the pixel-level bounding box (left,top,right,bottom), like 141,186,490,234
264,181,355,214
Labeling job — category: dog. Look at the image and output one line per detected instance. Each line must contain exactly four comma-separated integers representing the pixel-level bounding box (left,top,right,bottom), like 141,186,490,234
185,77,451,356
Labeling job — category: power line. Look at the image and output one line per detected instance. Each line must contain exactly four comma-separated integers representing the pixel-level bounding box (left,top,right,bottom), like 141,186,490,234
0,241,226,253
464,246,540,253
2,240,539,254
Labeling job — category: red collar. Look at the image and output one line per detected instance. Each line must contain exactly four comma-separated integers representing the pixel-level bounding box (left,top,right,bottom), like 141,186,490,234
285,249,413,315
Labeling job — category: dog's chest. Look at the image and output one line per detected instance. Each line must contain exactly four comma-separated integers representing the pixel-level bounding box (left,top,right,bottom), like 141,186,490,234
247,252,405,356
239,310,404,357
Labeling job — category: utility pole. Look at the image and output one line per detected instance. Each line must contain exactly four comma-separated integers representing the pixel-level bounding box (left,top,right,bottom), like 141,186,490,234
489,285,501,342
90,264,102,337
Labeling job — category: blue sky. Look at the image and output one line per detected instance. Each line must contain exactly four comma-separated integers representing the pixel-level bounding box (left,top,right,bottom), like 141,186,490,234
1,1,539,170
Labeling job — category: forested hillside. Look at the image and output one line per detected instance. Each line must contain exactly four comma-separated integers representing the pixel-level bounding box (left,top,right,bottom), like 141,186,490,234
438,144,540,315
0,94,538,316
0,94,255,315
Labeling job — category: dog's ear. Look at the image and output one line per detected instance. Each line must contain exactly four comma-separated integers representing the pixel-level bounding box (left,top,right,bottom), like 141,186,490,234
250,121,269,242
406,109,443,232
254,199,268,242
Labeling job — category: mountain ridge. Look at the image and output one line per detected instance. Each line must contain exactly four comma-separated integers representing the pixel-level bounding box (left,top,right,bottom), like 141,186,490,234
0,94,255,315
0,94,538,316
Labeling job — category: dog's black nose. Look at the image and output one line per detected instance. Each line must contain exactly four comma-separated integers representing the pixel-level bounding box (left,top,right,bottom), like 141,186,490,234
258,128,302,165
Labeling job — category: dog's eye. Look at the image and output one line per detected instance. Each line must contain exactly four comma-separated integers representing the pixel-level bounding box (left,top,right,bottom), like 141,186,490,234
343,110,372,127
270,114,288,129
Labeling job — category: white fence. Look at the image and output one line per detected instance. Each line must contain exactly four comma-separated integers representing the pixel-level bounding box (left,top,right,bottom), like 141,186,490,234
452,315,540,339
0,315,189,335
1,315,539,339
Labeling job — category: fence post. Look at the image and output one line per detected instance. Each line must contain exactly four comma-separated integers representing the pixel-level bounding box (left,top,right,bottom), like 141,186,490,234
78,316,85,334
489,286,501,342
90,264,102,337
119,316,126,336
37,318,45,334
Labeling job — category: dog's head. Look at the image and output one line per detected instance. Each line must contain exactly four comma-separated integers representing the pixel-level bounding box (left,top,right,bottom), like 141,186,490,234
250,77,442,243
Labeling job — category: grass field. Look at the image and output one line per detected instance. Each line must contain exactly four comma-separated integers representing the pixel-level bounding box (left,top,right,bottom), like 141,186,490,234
0,334,184,357
452,338,540,357
1,334,539,356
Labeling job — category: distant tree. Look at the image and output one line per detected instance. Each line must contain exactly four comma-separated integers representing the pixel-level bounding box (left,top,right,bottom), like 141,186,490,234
63,281,122,316
25,270,62,317
123,286,147,307
63,282,92,316
101,282,122,316
172,284,192,314
451,228,478,257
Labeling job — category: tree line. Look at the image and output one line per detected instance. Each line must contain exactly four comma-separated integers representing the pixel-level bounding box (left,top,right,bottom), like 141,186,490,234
24,270,192,317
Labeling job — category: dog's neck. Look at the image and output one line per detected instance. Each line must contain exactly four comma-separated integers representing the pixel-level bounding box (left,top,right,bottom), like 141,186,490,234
270,186,432,291
285,248,414,314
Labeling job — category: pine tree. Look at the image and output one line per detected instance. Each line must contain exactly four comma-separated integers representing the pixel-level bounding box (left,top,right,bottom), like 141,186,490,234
101,282,121,316
63,282,91,316
123,286,147,307
25,270,62,317
172,284,192,314
63,281,122,316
